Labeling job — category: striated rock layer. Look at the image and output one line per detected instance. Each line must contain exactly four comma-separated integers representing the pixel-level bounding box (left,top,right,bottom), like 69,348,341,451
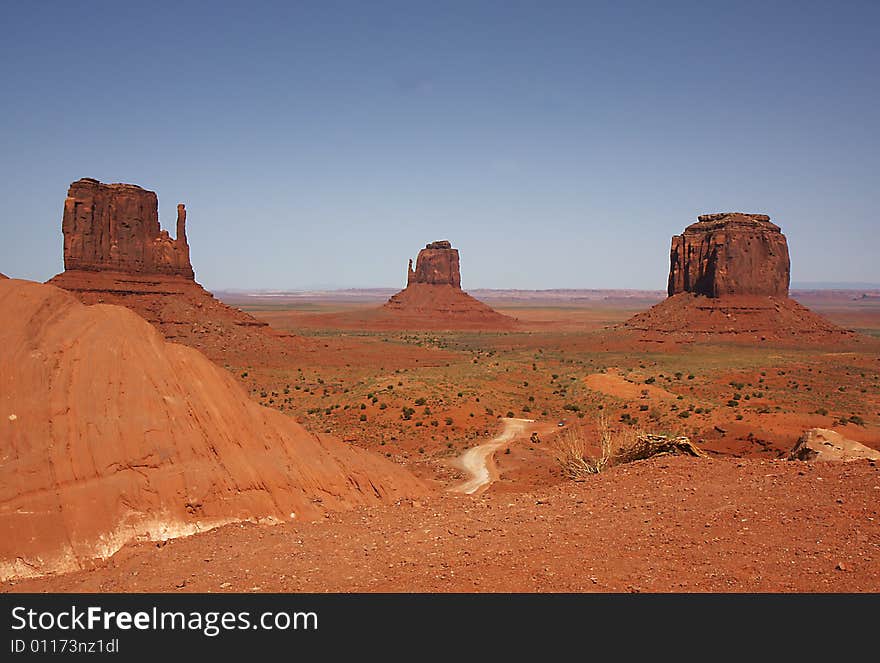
623,213,851,343
49,179,299,365
0,279,426,580
382,241,514,329
668,213,789,297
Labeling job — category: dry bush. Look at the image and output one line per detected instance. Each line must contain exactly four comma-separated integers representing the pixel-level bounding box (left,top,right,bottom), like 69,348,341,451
551,416,705,481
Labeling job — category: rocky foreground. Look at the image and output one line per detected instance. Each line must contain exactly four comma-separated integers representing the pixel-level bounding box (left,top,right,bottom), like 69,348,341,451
6,455,878,593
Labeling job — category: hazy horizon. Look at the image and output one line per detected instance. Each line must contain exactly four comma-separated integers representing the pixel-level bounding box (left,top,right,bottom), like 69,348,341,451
2,2,878,291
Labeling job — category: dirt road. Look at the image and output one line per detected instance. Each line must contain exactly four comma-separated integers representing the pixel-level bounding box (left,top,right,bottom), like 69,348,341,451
452,418,535,494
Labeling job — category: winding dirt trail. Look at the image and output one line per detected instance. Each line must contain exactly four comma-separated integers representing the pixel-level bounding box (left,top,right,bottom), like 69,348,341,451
451,418,535,495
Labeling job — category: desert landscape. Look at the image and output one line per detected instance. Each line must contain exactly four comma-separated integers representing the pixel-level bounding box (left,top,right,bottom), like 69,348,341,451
2,180,878,593
1,5,878,607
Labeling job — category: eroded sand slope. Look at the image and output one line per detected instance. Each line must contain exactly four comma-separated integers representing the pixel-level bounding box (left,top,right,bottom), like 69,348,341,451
0,279,426,580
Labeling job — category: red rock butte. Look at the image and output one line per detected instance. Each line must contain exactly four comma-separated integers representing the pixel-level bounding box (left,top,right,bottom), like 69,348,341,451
49,179,300,364
406,240,461,287
624,213,851,343
383,240,514,329
668,213,790,298
0,279,426,580
61,178,194,278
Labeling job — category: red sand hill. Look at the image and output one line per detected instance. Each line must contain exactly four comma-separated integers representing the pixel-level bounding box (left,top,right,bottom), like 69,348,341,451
49,179,300,365
623,213,852,343
0,279,426,580
382,241,514,329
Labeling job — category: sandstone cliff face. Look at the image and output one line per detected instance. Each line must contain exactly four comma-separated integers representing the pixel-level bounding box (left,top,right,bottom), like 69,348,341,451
0,279,426,580
62,178,193,278
407,240,462,288
668,213,790,297
51,179,300,365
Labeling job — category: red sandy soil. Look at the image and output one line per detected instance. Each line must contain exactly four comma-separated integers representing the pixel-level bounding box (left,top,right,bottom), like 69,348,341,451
0,279,425,581
6,455,879,593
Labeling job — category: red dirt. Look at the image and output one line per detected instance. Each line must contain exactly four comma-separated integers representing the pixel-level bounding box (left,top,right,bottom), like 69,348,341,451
0,279,426,581
6,455,879,593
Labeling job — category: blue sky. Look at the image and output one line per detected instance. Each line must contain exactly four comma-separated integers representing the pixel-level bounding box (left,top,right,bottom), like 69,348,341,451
1,1,877,289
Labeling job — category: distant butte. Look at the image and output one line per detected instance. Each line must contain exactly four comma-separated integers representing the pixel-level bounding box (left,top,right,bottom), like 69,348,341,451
382,240,515,329
406,240,461,287
48,178,301,365
623,213,852,343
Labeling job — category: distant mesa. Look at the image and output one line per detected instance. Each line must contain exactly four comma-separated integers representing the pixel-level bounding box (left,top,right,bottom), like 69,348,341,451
0,273,7,279
0,279,426,580
383,240,515,329
48,178,300,364
623,213,852,343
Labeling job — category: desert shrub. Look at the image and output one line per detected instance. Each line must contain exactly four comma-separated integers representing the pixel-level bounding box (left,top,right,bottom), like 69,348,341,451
549,417,703,481
359,414,367,422
414,397,427,406
549,417,621,479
